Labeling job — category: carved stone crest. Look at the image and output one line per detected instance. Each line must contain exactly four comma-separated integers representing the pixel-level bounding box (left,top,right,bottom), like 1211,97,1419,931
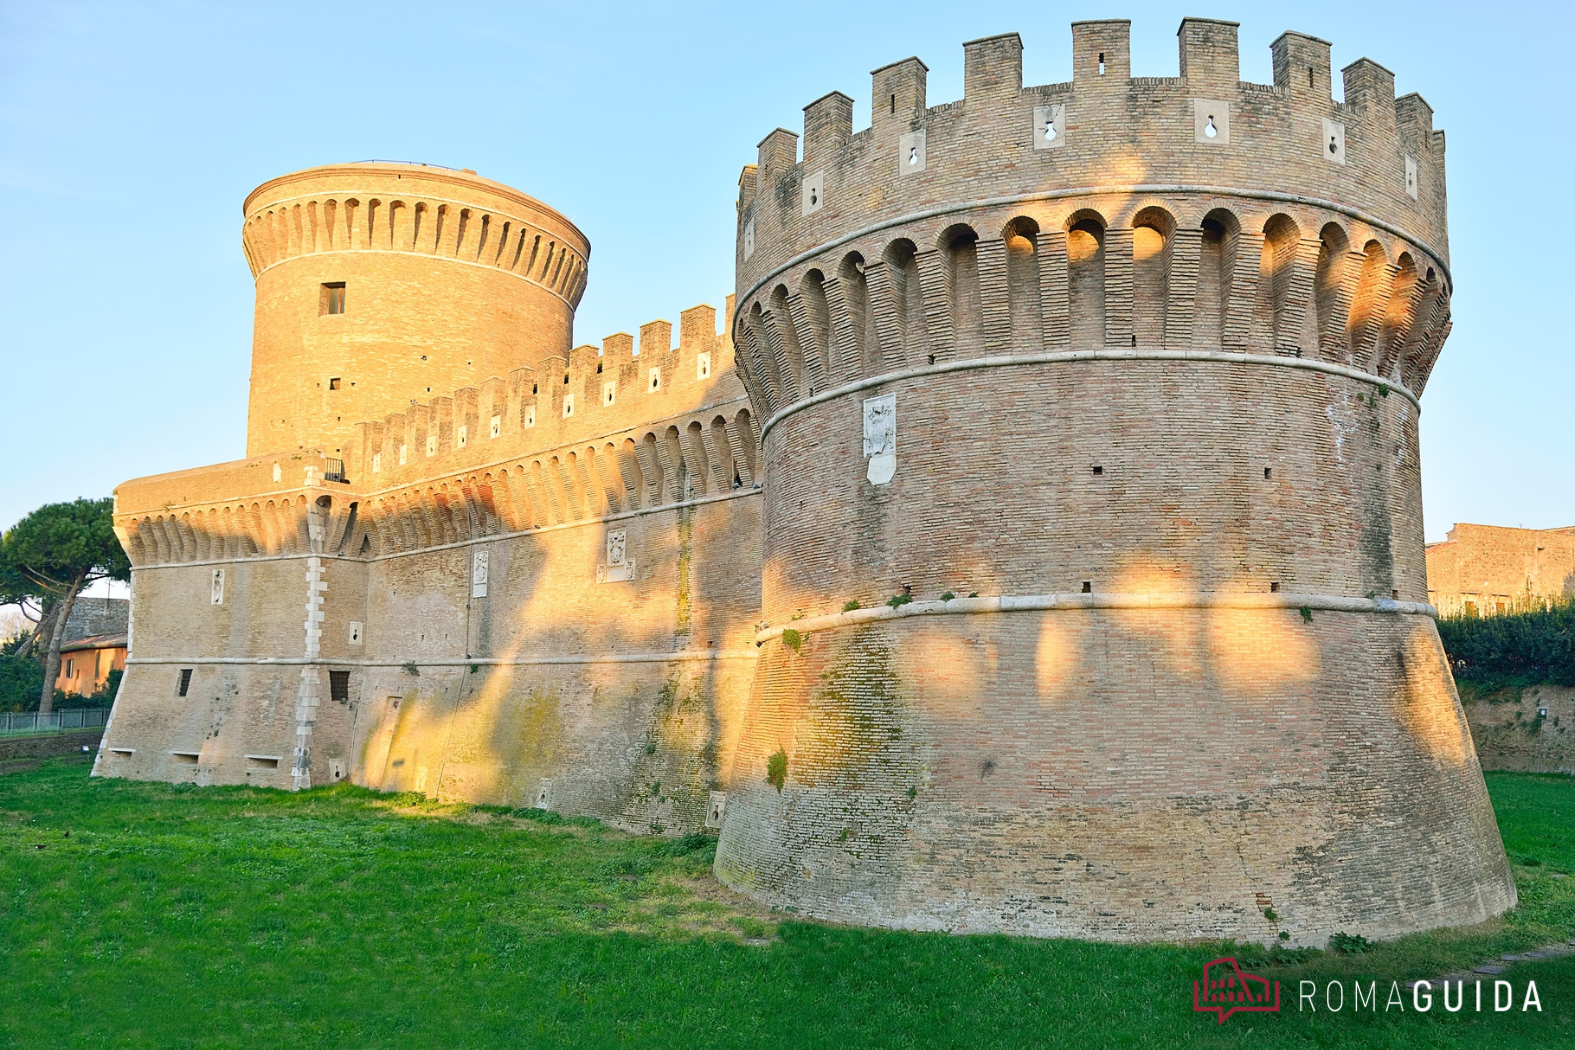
471,548,489,598
599,528,634,582
863,393,897,484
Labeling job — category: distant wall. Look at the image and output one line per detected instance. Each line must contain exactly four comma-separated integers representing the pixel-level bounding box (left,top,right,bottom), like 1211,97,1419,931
0,730,102,762
1463,684,1575,775
1427,523,1575,617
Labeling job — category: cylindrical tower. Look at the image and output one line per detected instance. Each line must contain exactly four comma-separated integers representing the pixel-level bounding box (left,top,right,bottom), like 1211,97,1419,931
717,19,1514,944
241,162,589,457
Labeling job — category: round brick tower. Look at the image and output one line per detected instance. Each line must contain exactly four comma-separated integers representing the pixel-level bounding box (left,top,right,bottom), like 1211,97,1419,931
716,19,1515,944
241,162,588,457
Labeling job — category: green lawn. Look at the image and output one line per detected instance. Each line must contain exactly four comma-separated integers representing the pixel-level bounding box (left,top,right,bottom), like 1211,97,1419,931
3,760,1574,1048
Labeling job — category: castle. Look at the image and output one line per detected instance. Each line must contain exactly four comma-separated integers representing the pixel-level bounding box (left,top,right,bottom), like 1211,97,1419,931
99,18,1516,945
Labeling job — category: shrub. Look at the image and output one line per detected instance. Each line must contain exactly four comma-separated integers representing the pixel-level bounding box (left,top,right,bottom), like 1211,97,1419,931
0,650,45,712
1328,932,1370,955
77,668,121,710
781,628,802,652
766,748,788,792
886,593,913,609
842,600,861,612
1438,601,1575,690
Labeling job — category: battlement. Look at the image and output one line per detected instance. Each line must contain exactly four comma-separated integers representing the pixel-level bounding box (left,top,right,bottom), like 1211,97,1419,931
738,18,1448,288
347,296,742,487
242,163,590,459
113,296,760,569
730,18,1454,419
242,162,589,304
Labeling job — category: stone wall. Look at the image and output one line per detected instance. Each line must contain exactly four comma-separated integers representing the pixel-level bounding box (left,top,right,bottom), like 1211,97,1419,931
0,730,102,762
1464,684,1575,775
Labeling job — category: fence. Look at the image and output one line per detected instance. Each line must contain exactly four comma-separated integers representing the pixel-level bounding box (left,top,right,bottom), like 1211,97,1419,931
0,708,110,738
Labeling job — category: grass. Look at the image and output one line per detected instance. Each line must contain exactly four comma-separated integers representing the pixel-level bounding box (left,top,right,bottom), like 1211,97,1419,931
2,761,1575,1048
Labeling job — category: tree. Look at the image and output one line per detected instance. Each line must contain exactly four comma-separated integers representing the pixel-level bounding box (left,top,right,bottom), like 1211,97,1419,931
0,498,129,714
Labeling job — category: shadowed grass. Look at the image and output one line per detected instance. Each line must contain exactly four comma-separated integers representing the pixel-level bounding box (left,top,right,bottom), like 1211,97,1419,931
1,760,1572,1048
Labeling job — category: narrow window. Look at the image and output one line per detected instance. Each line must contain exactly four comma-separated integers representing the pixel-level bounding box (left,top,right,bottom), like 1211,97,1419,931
65,659,73,679
1081,581,1092,593
1264,467,1272,479
1270,582,1280,593
322,282,346,315
1308,67,1315,88
329,377,341,390
649,367,661,392
178,668,193,696
1091,465,1103,475
329,670,351,703
1097,52,1105,75
890,93,896,114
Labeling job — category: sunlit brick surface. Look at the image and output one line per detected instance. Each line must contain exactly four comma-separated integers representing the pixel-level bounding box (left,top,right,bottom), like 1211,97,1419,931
714,19,1514,944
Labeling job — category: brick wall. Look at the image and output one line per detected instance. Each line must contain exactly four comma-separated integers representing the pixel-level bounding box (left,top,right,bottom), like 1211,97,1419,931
242,164,589,458
104,284,762,828
714,18,1512,946
1427,523,1575,617
100,16,1514,947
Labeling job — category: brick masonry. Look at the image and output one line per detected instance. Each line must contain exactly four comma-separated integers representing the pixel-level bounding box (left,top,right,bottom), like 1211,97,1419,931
715,18,1514,945
1426,523,1575,617
1464,685,1575,775
102,158,763,833
101,17,1514,947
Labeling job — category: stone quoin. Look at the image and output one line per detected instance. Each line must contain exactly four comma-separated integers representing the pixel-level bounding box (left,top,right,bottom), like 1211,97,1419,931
99,18,1514,947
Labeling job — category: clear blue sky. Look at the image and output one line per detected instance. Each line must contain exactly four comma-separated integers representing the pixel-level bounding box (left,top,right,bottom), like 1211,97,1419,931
2,0,1569,541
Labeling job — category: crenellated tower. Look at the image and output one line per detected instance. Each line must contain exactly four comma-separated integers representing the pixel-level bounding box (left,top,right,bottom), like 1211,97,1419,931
718,19,1512,945
241,162,589,457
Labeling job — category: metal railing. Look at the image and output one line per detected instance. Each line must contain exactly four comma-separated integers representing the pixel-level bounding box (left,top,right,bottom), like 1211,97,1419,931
0,708,110,737
324,457,348,483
